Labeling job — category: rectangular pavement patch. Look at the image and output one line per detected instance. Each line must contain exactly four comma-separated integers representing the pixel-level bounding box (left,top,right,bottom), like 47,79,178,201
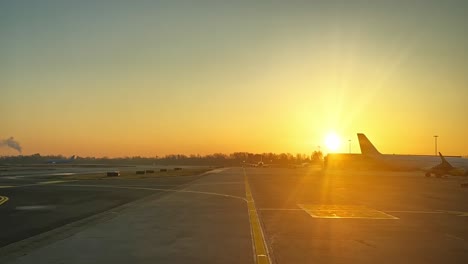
298,204,398,219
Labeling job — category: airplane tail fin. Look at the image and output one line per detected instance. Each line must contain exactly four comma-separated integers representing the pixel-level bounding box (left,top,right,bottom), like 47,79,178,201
438,152,453,169
357,133,381,156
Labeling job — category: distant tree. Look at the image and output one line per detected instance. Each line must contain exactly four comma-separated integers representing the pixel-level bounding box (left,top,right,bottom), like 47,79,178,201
311,151,323,162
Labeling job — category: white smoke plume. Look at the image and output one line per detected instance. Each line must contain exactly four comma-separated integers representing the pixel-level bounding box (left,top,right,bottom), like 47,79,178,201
0,137,22,153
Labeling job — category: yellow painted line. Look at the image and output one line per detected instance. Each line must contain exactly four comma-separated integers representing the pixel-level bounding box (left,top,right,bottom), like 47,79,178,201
244,170,271,264
0,186,14,188
0,196,9,206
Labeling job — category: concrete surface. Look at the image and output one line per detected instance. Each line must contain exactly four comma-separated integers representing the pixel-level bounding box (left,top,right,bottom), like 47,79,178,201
1,167,468,263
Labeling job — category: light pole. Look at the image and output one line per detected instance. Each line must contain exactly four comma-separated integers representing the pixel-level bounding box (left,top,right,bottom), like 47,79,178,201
434,135,438,156
349,139,351,154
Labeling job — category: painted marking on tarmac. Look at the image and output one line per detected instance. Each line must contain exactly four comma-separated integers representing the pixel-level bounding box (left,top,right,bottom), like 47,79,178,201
385,210,446,214
259,208,302,211
445,233,465,241
0,196,9,206
204,168,228,174
56,184,247,201
0,180,76,189
38,180,74,185
191,181,244,186
437,210,468,217
49,173,76,176
244,169,271,264
15,205,56,211
261,208,468,218
298,204,399,219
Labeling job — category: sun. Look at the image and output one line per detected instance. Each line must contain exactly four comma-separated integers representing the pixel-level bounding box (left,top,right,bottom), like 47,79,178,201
325,132,341,152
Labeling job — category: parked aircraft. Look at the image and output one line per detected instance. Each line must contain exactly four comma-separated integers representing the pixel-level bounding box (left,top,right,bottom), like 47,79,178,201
357,133,468,177
46,155,76,164
427,152,466,177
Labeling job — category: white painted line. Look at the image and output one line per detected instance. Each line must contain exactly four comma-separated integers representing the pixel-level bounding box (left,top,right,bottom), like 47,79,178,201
259,208,302,211
445,233,465,241
16,205,56,211
385,210,445,214
57,184,247,201
191,181,244,186
437,210,468,216
203,168,228,174
260,208,468,218
49,173,75,176
39,180,76,185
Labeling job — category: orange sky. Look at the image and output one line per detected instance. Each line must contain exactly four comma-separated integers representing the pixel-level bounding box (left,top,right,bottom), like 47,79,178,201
1,2,467,157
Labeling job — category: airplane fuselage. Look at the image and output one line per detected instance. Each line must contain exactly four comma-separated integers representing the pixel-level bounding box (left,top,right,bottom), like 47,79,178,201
358,133,468,176
371,154,467,171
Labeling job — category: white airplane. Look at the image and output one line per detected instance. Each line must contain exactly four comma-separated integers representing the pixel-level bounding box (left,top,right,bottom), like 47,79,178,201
243,157,312,168
243,156,272,167
357,133,468,177
46,155,76,164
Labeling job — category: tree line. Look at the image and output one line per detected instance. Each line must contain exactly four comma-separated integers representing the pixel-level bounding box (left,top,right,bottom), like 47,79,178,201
0,151,323,166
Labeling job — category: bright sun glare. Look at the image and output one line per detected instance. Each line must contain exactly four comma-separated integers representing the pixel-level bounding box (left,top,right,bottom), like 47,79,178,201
325,133,341,152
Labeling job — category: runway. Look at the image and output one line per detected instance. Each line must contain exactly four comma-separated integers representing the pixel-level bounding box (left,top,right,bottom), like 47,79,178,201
1,167,467,263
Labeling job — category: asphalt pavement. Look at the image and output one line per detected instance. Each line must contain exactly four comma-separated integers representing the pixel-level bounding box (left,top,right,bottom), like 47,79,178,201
1,167,467,263
0,168,209,249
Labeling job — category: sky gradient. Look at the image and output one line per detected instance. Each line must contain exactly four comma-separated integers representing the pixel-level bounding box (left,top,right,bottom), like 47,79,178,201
1,1,467,157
